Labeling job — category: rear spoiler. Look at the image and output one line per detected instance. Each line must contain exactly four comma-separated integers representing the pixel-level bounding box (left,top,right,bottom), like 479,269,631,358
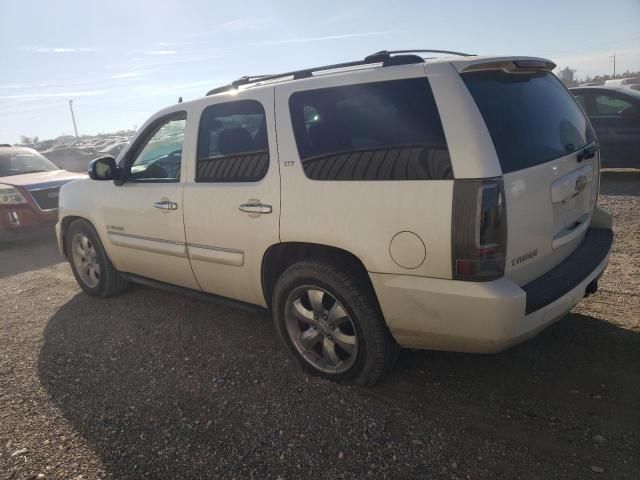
451,56,556,74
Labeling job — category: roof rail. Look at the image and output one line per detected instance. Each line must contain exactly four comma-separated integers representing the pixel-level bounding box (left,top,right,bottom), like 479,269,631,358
206,59,379,96
205,49,472,96
366,49,474,61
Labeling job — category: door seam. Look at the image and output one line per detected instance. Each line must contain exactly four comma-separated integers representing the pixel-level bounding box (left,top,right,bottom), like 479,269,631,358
273,87,283,243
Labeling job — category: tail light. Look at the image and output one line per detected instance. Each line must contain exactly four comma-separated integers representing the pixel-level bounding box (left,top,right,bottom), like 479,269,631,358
452,178,507,281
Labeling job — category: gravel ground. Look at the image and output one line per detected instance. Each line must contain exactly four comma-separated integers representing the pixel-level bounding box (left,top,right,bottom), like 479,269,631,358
0,171,638,480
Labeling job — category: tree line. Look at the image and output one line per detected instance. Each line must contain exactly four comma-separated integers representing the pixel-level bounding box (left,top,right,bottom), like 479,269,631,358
557,66,640,87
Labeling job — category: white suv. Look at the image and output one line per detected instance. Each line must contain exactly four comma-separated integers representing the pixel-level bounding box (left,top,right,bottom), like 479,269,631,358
57,50,613,385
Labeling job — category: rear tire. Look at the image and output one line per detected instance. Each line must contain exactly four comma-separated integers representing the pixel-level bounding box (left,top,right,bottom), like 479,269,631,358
65,219,129,297
273,259,396,386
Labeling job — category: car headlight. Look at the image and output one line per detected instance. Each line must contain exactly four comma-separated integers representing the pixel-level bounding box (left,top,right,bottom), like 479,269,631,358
0,184,28,205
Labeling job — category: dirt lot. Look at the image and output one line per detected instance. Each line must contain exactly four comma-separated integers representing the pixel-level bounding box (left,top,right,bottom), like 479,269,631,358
1,171,638,480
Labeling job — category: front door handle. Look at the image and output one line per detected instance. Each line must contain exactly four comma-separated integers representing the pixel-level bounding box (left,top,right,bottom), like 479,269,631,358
239,203,272,214
153,200,178,210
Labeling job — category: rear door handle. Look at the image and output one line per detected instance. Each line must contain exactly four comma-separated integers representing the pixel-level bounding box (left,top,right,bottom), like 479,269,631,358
239,203,272,214
153,200,178,210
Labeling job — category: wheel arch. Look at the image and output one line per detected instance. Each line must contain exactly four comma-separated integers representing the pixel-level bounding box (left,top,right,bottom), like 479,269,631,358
261,242,376,308
60,215,95,258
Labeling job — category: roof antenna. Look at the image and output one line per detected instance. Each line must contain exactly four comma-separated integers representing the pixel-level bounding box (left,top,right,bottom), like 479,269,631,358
178,96,183,103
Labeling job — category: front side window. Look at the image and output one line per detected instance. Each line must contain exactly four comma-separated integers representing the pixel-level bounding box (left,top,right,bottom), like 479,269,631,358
196,100,269,182
289,78,452,181
129,112,186,181
594,95,633,116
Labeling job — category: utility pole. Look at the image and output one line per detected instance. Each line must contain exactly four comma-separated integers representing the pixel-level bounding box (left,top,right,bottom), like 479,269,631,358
611,53,616,79
68,99,79,138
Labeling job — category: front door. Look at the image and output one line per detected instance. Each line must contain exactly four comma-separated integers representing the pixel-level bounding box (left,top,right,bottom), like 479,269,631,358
102,110,199,289
183,89,280,306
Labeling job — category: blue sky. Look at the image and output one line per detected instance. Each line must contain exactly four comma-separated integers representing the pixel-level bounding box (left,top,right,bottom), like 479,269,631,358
1,0,639,143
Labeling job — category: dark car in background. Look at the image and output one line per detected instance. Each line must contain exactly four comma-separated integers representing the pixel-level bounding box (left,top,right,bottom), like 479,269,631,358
0,146,85,236
570,86,640,168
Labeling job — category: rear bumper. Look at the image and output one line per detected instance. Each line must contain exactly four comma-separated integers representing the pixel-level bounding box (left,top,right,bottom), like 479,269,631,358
370,227,613,353
522,228,612,314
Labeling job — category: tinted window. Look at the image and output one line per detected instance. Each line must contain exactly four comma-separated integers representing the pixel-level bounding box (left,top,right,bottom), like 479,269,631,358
594,95,633,116
463,71,595,174
289,78,452,181
573,94,587,111
197,100,269,182
129,112,186,181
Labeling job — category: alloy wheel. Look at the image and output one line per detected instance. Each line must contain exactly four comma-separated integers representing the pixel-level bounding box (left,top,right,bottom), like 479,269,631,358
71,232,101,288
284,286,358,374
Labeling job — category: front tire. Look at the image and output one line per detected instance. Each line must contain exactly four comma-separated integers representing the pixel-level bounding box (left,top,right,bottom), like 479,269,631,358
65,219,129,297
273,259,396,386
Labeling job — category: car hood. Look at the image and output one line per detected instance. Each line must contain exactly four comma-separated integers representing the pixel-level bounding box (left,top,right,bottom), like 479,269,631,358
0,169,86,188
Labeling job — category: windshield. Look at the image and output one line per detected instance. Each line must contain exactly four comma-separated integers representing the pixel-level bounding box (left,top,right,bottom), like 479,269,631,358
462,70,595,174
0,149,60,177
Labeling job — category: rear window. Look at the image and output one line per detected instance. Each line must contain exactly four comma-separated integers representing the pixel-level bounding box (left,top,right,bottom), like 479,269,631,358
462,70,595,174
289,78,452,181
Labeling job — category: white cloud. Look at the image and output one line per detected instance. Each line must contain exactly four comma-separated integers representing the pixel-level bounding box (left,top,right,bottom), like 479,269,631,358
0,84,31,90
24,47,98,53
0,90,109,100
114,50,229,71
250,31,391,47
154,41,200,47
144,50,177,55
221,17,271,30
134,80,213,96
111,72,145,79
318,9,364,25
162,80,213,91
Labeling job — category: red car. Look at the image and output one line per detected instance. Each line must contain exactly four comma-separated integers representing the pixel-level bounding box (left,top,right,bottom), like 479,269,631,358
0,146,85,234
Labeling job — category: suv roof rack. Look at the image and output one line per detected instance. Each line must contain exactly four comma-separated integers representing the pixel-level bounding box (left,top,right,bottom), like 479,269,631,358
365,49,474,60
206,49,474,96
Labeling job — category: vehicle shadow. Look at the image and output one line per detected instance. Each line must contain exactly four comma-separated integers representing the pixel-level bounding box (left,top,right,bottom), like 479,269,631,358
600,169,640,197
0,226,63,279
37,288,640,478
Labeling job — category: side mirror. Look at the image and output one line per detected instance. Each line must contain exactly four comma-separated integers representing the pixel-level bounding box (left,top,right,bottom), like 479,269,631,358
89,156,119,181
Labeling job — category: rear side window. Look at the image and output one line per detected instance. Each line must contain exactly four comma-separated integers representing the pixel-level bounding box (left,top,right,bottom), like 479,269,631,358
289,78,452,181
594,95,633,116
196,100,269,182
463,70,595,174
573,94,588,112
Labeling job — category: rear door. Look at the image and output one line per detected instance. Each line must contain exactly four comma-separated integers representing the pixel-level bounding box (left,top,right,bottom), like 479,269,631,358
588,92,640,168
182,88,280,306
462,69,599,285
